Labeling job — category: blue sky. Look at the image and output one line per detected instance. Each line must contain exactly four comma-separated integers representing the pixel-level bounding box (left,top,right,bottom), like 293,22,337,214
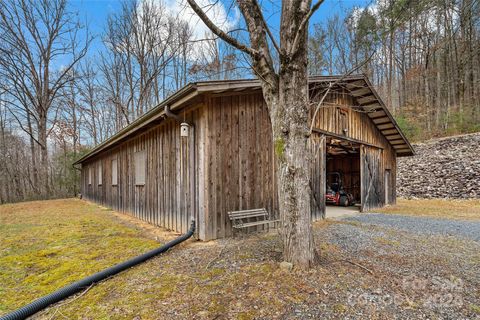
69,0,370,58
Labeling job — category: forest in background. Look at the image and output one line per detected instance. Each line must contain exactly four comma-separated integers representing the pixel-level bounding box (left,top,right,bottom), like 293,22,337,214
0,0,479,203
308,0,480,140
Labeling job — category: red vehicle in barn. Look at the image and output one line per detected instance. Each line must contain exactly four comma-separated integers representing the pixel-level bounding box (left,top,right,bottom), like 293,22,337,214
325,172,355,207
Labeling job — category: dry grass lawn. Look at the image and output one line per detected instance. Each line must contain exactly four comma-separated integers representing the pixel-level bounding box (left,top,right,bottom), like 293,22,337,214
0,199,316,319
373,198,480,220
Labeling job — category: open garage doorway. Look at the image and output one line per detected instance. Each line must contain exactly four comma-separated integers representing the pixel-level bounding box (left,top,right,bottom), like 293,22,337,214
325,137,361,218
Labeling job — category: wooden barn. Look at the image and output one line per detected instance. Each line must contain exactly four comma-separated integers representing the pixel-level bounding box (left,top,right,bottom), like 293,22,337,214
75,74,414,240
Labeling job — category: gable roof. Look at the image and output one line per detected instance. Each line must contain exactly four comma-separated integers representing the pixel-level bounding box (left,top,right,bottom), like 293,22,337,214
75,74,413,165
308,74,414,156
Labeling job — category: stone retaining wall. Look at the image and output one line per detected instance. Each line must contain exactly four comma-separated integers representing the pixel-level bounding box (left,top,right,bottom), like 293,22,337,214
397,133,480,199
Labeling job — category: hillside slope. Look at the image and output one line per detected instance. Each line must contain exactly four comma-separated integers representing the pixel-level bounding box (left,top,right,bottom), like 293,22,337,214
397,133,480,199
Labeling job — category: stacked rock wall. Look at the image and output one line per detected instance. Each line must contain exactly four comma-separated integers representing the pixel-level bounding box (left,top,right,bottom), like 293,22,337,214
397,133,480,199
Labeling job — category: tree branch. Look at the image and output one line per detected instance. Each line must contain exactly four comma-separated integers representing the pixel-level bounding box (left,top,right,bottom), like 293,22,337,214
290,0,324,56
252,0,281,55
186,0,259,57
309,50,376,134
5,106,42,146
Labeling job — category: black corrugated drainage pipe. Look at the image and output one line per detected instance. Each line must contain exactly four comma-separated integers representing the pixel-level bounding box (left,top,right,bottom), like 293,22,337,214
0,219,195,320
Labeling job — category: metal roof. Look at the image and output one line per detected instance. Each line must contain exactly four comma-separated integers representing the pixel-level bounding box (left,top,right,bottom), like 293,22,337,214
75,74,413,164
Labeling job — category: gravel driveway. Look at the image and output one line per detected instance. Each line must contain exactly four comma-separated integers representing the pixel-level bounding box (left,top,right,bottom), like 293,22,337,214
343,213,480,242
309,212,480,319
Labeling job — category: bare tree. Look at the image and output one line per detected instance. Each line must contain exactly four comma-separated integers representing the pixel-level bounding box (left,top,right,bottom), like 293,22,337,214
188,34,242,81
308,23,327,75
313,0,480,140
0,99,36,203
77,61,101,145
171,21,194,90
0,0,90,195
102,0,178,124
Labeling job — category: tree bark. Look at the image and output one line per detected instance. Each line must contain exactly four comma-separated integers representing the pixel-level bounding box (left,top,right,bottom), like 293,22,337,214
276,1,315,267
38,112,49,196
26,111,38,193
272,72,316,267
241,0,316,268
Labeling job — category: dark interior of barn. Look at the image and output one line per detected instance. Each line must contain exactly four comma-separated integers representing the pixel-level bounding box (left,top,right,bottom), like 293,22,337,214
325,137,361,216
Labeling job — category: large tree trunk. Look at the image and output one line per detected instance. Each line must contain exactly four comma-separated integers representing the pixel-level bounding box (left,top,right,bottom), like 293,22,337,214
38,112,49,196
270,69,316,268
272,0,315,268
186,0,318,268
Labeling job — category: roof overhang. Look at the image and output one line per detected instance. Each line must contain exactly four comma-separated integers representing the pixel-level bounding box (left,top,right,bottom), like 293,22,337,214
74,83,198,165
308,74,414,157
75,74,413,165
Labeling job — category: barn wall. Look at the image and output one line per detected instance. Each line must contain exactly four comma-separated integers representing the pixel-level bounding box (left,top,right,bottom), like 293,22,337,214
360,145,383,211
202,92,277,240
204,89,398,239
80,105,205,236
80,86,399,241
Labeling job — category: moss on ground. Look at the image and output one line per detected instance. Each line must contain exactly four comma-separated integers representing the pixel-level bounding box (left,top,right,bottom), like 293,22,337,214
0,199,159,314
375,236,400,247
470,304,480,314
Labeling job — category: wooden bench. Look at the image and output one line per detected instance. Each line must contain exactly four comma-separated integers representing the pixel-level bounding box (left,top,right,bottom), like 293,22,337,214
228,208,279,230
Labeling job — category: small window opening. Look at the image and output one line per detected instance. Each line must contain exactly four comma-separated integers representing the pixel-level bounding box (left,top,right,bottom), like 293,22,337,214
98,163,103,185
112,159,118,186
134,150,146,186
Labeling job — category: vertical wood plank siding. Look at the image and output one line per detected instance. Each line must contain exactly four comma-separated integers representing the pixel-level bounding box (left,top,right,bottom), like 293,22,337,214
360,145,383,211
81,86,398,240
81,107,204,236
310,134,326,220
202,93,277,240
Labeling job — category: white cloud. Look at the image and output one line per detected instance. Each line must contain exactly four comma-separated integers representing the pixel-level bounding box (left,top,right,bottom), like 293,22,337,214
165,0,240,41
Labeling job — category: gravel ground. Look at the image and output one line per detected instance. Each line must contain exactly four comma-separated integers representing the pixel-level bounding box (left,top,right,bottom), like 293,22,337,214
343,213,480,242
306,213,480,319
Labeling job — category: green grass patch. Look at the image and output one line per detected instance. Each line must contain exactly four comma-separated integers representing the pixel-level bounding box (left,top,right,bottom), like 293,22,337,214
0,199,159,314
470,304,480,314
